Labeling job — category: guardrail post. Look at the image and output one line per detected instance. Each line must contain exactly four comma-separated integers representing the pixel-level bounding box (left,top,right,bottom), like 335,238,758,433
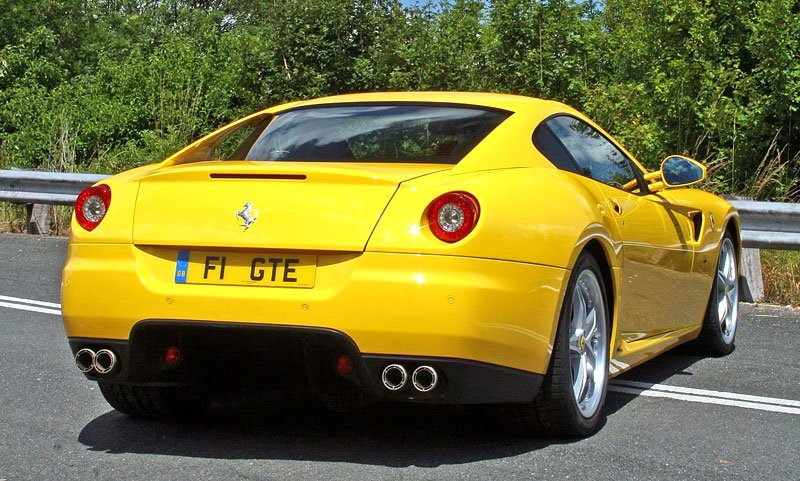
739,248,764,303
25,204,33,234
26,203,52,235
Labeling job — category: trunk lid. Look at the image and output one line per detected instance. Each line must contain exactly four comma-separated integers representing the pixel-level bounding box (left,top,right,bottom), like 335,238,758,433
132,161,446,251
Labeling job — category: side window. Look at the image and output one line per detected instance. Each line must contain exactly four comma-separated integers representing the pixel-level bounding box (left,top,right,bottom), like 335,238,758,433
532,123,579,173
545,116,638,189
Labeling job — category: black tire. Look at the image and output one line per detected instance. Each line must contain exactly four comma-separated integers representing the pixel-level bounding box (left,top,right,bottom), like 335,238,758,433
695,233,738,356
98,382,208,419
505,253,610,438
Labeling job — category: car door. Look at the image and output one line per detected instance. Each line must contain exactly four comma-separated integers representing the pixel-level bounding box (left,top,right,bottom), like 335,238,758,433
535,115,696,339
652,188,718,329
594,184,699,337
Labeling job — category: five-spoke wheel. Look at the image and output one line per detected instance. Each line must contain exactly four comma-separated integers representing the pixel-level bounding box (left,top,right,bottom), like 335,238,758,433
715,237,738,344
568,269,608,419
697,232,739,355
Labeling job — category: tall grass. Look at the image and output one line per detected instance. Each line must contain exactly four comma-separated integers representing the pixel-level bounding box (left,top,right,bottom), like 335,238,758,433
0,204,72,235
0,204,26,233
761,250,800,307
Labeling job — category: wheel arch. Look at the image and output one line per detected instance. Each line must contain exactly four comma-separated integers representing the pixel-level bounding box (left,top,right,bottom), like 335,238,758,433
582,239,616,336
694,211,741,356
723,214,743,308
724,215,742,261
580,239,619,364
549,234,620,358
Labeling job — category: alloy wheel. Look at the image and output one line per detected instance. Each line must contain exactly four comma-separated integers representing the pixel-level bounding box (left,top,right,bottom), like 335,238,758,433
716,237,738,344
568,270,608,418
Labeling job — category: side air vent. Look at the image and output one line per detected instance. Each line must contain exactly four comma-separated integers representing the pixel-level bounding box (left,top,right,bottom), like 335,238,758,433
689,211,703,242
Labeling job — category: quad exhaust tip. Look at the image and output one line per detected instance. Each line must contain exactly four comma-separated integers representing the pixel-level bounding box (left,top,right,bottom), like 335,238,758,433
381,364,408,390
93,349,118,374
75,348,95,373
412,365,438,392
74,348,118,375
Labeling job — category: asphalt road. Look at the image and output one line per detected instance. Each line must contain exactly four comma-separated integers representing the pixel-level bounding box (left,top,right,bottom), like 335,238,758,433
0,232,798,480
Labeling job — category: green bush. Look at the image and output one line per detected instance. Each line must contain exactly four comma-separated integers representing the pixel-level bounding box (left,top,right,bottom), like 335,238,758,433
0,0,797,200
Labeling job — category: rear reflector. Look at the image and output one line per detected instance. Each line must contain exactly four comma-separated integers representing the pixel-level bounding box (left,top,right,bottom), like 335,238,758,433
335,355,354,376
164,346,183,366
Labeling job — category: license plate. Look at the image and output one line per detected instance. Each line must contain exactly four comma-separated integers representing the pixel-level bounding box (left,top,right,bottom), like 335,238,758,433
174,250,316,288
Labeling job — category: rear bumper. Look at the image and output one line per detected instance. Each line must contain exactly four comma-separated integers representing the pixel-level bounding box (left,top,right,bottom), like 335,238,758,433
62,243,567,387
68,322,543,404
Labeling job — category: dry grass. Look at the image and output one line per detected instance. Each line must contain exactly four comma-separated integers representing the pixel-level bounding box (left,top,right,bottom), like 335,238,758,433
702,130,800,201
0,203,72,235
0,203,27,233
761,250,800,307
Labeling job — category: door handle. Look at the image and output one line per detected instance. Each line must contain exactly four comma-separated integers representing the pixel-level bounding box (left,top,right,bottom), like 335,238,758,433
609,199,623,215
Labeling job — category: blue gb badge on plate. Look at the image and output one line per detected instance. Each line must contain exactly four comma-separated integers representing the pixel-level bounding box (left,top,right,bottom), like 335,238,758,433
174,250,189,283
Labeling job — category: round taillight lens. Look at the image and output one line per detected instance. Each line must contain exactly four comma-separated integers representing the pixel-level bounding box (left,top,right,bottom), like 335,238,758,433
75,184,111,231
426,191,480,243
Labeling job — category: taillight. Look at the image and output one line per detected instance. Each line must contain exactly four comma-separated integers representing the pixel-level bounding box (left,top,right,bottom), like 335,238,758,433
426,191,480,243
74,184,111,231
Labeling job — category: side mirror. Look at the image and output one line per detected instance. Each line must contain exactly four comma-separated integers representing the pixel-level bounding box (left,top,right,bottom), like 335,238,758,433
644,155,706,191
661,155,706,187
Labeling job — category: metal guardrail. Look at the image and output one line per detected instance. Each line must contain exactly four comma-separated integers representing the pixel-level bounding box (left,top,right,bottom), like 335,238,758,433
1,169,798,249
0,169,109,205
728,200,800,250
0,169,794,302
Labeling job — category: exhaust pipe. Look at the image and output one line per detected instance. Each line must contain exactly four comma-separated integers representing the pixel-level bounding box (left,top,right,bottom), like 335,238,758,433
93,349,118,374
412,365,438,392
75,348,96,373
381,364,408,391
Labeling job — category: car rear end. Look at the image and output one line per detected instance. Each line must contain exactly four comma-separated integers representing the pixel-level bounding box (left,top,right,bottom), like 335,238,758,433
61,96,571,409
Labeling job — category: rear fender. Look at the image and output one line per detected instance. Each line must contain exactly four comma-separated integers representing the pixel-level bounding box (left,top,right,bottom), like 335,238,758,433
68,164,158,244
366,167,607,268
368,167,619,364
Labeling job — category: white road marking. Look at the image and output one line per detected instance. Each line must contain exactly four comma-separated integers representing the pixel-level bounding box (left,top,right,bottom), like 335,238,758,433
613,379,800,407
0,294,61,309
2,292,798,415
0,295,62,316
610,380,800,415
609,358,630,375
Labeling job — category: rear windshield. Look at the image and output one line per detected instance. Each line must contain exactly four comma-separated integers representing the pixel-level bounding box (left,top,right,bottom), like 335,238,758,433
238,105,509,164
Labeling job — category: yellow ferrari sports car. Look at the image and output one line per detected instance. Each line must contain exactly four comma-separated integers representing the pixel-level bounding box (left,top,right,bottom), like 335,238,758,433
61,92,739,437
